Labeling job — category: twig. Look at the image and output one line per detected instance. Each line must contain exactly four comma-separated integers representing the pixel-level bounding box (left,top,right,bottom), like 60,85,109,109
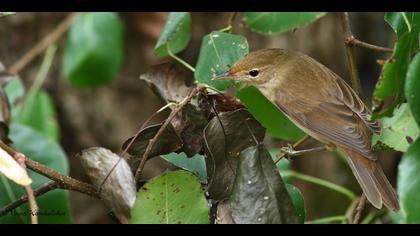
352,194,367,224
134,87,202,182
339,13,393,53
15,153,38,224
339,12,362,97
0,181,58,217
227,12,238,27
0,141,99,198
8,12,80,75
274,135,310,163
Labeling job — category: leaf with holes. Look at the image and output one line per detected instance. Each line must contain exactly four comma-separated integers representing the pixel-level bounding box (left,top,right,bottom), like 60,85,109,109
237,86,304,141
63,12,124,87
405,52,420,126
203,108,266,200
140,63,194,103
398,137,420,223
230,144,299,224
154,12,191,57
244,12,326,34
78,147,136,220
0,124,71,224
373,12,420,116
195,32,249,90
131,170,209,224
372,103,420,152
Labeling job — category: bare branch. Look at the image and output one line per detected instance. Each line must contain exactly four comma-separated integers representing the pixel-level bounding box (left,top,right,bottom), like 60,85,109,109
0,141,99,198
0,181,58,217
8,12,80,75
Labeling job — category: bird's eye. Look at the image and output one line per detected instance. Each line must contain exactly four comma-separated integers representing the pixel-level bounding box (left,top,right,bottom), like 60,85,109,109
249,70,259,77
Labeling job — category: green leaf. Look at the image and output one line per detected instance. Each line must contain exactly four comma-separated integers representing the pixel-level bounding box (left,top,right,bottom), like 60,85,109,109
244,12,326,34
372,103,419,152
230,144,299,224
18,90,60,141
269,148,292,184
63,12,124,87
285,184,306,224
162,153,207,183
237,86,304,141
195,32,249,90
4,77,24,99
131,170,209,224
405,52,420,126
0,123,71,224
398,137,420,223
373,12,420,116
154,12,191,58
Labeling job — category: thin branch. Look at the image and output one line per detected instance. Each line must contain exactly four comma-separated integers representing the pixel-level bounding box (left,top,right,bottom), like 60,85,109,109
0,181,58,217
274,135,310,163
352,194,367,224
227,12,238,28
134,87,202,182
8,12,80,75
339,13,393,53
348,38,393,53
0,141,99,198
15,154,38,224
339,12,362,97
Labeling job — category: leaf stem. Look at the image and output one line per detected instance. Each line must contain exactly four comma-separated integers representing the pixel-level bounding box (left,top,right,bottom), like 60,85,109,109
283,170,356,201
305,215,346,224
401,12,412,32
167,45,195,73
9,12,79,75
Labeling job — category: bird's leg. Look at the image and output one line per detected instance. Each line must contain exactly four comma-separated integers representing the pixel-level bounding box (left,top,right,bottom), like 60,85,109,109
276,144,327,162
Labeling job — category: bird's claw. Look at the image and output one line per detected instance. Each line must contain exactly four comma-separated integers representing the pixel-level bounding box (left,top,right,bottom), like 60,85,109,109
278,143,297,161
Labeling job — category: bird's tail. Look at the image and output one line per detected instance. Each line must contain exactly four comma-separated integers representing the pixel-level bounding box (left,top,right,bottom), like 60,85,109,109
340,147,400,211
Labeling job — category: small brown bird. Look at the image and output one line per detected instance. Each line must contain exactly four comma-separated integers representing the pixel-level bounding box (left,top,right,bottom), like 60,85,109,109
213,48,399,211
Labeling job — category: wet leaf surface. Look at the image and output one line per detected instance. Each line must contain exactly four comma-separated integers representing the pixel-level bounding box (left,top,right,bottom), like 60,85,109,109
230,144,299,224
78,147,136,219
203,108,265,200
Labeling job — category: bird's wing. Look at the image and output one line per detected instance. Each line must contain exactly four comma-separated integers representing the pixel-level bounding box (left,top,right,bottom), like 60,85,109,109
332,72,381,135
276,79,376,160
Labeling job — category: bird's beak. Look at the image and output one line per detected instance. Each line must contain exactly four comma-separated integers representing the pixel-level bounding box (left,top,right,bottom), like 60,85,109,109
211,71,232,81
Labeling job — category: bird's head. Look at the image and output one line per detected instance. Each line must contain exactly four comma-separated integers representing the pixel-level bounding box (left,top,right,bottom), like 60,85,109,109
212,48,287,86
